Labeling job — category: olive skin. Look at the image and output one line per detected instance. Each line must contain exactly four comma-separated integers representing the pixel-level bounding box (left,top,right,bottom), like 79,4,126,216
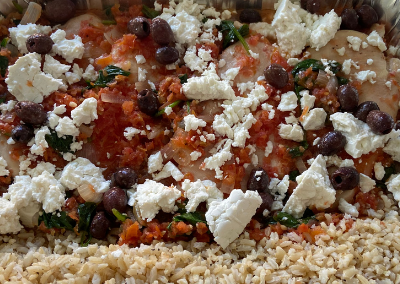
239,9,262,23
341,9,359,30
337,85,359,112
90,211,110,239
264,64,289,89
11,124,34,143
354,101,380,122
14,101,47,125
255,192,274,216
366,110,394,135
26,34,54,54
150,18,174,46
103,187,128,215
137,89,159,116
395,121,400,131
114,167,137,189
317,131,346,156
155,46,179,65
247,167,270,193
356,5,378,28
44,0,76,24
330,167,360,191
306,0,321,14
127,17,150,39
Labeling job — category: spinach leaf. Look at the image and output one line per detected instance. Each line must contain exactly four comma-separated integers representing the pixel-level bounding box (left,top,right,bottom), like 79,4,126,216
186,101,191,113
78,202,97,246
273,211,315,228
376,165,397,189
112,208,128,222
167,211,207,230
289,170,300,181
0,56,8,77
1,38,8,48
45,129,73,154
155,100,182,117
102,20,117,25
12,1,23,14
142,5,160,19
39,211,76,231
202,17,209,23
179,74,188,84
292,59,341,77
87,65,130,89
220,21,250,53
337,76,349,86
288,140,309,158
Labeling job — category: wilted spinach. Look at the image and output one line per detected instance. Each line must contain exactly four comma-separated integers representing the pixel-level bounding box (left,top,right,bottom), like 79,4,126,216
167,211,207,230
0,56,8,77
78,202,97,246
45,129,73,154
87,65,130,89
288,140,309,158
142,5,160,19
219,20,250,53
38,211,76,231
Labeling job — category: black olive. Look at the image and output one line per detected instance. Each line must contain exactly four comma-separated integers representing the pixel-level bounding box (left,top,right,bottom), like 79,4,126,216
239,9,261,23
354,101,380,122
150,18,174,46
114,167,137,189
306,0,321,14
11,124,34,143
155,46,179,65
44,0,76,24
330,167,360,191
103,187,127,215
90,211,110,239
317,131,346,156
356,5,378,28
247,167,270,194
300,0,308,9
366,110,394,135
137,89,159,116
26,34,54,54
337,84,359,112
14,101,47,125
341,9,359,30
264,64,288,89
255,192,274,216
395,121,400,131
127,17,150,39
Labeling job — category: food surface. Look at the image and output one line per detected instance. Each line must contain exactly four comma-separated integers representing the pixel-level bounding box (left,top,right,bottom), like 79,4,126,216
1,0,400,282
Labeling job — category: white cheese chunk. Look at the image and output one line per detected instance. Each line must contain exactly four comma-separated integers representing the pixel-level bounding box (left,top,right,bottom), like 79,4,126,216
278,124,304,142
355,70,376,84
135,55,146,64
264,141,273,157
82,64,98,82
162,11,201,45
374,162,385,180
366,30,387,52
249,22,276,38
182,179,223,212
283,155,336,218
43,55,71,79
0,156,10,176
184,114,207,131
383,133,400,162
153,161,184,181
124,127,145,140
300,91,315,110
133,180,181,221
300,108,327,130
386,174,400,207
206,189,262,249
359,173,376,193
190,150,202,161
0,100,16,114
71,97,98,126
50,29,84,63
148,151,163,174
30,126,51,156
31,171,66,213
0,198,22,234
347,36,362,51
9,24,51,54
203,140,233,179
55,117,79,137
277,91,298,111
336,47,345,56
309,10,341,50
65,63,83,85
338,198,359,217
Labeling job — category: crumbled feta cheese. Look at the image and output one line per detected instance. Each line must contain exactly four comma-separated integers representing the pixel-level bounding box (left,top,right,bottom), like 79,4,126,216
148,151,163,174
374,162,385,180
277,91,298,111
367,59,373,65
9,24,52,54
309,10,341,50
0,156,9,176
59,157,110,193
154,1,162,11
190,151,202,161
355,70,376,84
50,29,85,63
133,180,181,221
6,53,63,103
71,97,98,126
124,127,145,140
30,126,51,156
31,171,66,213
183,46,211,73
65,63,83,85
383,133,400,162
385,81,392,90
330,112,396,158
43,55,71,79
336,47,345,56
388,45,399,56
137,67,147,82
0,198,22,234
278,124,304,142
0,100,16,114
347,36,362,51
221,67,240,83
153,161,184,181
206,133,215,141
249,22,276,38
164,106,173,115
283,155,336,218
386,174,400,207
338,198,359,217
359,173,376,193
55,117,79,137
82,64,98,82
203,140,233,179
182,63,235,101
366,30,387,52
300,91,315,110
265,141,273,157
206,189,262,248
287,58,301,66
161,11,201,45
300,108,327,130
362,41,368,49
182,179,223,212
184,114,207,131
135,55,146,64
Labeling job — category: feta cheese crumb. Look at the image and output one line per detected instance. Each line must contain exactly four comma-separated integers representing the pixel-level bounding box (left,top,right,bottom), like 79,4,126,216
336,47,345,56
0,198,22,234
164,106,173,115
359,173,376,193
347,36,362,51
385,81,392,90
206,189,262,248
356,70,376,84
278,124,304,142
30,126,51,156
82,64,98,82
203,140,233,179
0,157,9,176
374,162,385,180
124,127,145,140
154,161,184,181
148,152,163,174
277,91,298,111
386,174,400,207
366,30,387,52
190,151,202,161
71,97,98,126
51,30,84,63
43,55,71,79
300,108,327,130
338,198,359,217
182,179,223,212
135,55,146,64
184,114,207,131
309,10,341,50
367,59,373,65
264,141,273,157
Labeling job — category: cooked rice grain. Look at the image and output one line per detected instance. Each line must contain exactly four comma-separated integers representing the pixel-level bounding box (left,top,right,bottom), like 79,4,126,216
0,210,400,283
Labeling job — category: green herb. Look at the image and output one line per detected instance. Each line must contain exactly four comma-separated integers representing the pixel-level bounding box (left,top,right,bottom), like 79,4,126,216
102,20,117,25
272,212,315,228
155,100,182,117
78,202,97,246
1,38,8,47
186,101,191,113
38,211,76,231
288,140,309,158
167,211,207,230
289,170,300,181
220,20,250,54
337,76,349,85
0,56,8,77
376,165,397,189
112,208,128,222
202,17,209,23
105,6,113,17
45,129,73,154
87,65,130,89
12,1,23,14
142,5,160,19
0,98,5,104
179,74,188,84
292,59,341,77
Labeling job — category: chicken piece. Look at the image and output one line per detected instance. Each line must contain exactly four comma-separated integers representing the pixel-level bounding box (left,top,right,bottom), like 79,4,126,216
307,30,400,119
